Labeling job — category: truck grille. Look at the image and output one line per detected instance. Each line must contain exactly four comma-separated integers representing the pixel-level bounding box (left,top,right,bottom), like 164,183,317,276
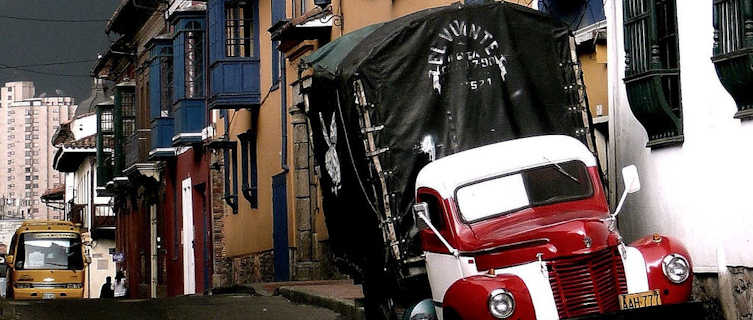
548,247,628,319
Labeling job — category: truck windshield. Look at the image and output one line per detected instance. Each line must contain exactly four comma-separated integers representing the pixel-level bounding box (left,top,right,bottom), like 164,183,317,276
15,232,84,270
456,160,593,222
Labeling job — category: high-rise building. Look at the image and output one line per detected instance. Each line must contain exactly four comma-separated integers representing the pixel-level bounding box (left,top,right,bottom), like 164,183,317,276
0,82,77,220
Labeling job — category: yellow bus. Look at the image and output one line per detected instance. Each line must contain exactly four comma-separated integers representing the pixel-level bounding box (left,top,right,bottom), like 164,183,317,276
5,220,88,300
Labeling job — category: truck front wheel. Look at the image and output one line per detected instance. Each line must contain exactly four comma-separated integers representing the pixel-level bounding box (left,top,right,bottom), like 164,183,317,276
443,308,461,320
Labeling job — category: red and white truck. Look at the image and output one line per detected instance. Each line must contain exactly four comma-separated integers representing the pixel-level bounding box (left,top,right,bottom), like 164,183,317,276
408,135,692,319
300,2,698,319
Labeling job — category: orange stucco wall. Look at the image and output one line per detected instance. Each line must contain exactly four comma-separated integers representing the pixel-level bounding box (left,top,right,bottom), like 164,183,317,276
221,0,537,257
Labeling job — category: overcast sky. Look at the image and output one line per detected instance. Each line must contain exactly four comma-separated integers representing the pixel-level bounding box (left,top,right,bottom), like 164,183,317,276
0,1,119,102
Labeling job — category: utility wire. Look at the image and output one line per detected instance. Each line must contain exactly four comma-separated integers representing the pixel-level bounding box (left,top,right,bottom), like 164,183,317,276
0,63,90,78
0,59,97,69
0,14,108,23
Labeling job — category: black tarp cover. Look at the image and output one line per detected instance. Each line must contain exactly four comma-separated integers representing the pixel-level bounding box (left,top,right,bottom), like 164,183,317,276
304,2,589,283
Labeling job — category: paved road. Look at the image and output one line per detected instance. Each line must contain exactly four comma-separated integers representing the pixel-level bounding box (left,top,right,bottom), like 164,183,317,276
1,295,343,320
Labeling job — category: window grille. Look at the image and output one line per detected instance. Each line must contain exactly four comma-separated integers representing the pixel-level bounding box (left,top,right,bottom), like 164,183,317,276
225,2,253,57
714,0,745,55
711,0,753,119
185,22,205,98
160,53,173,116
622,0,682,147
122,92,136,137
101,110,114,133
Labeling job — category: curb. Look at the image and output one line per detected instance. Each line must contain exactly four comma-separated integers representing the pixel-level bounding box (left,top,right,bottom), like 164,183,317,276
278,287,364,320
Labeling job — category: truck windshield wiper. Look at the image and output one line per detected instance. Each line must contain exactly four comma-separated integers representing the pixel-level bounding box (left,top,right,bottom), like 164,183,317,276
543,156,580,184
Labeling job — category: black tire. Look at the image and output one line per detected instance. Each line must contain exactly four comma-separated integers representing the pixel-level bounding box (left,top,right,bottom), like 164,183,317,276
362,279,399,320
443,308,462,320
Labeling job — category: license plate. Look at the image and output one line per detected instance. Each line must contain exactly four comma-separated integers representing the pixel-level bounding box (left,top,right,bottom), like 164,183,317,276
619,290,662,310
42,293,55,300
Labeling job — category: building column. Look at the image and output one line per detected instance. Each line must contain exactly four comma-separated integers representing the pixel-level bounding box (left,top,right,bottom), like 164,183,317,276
290,75,320,281
209,150,231,287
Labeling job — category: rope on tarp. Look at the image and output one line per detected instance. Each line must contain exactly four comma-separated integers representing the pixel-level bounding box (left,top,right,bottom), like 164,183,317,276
334,89,383,222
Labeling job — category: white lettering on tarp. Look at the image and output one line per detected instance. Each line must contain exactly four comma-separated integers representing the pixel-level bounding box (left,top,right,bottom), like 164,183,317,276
319,112,342,195
428,19,509,94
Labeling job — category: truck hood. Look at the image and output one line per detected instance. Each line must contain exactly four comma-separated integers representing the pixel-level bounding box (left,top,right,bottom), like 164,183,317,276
463,208,618,261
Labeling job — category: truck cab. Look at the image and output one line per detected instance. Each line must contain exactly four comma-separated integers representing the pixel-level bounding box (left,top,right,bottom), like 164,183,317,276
412,135,692,320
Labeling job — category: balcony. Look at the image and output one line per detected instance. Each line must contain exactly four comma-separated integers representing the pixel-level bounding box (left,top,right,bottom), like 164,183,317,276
623,69,684,148
67,204,86,225
208,59,261,109
125,129,152,170
170,10,206,145
712,0,753,120
92,204,115,230
712,49,753,119
150,117,176,159
207,0,261,110
172,99,205,145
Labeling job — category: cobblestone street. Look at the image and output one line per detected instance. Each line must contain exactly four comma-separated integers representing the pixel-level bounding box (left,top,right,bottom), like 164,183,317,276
0,295,343,320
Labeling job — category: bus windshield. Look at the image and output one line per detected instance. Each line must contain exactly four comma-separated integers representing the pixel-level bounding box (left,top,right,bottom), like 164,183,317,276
16,232,83,270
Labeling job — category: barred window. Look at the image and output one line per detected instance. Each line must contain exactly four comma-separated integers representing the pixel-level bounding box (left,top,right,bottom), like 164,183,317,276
100,110,113,133
292,0,306,18
122,92,136,137
185,22,204,98
160,50,173,116
714,0,745,55
225,2,253,57
622,0,682,147
712,0,753,119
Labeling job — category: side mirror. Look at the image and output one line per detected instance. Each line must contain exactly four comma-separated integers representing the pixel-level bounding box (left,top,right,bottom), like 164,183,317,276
413,202,431,231
622,165,641,193
5,255,13,266
613,165,641,218
412,201,459,257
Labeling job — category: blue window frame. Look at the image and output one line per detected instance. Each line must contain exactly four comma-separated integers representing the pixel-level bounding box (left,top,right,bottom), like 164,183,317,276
271,0,285,87
146,36,176,158
225,1,254,57
185,21,204,98
207,0,261,110
170,10,206,145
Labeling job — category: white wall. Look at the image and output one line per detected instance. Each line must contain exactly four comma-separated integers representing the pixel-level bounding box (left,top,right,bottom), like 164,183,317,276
71,114,97,141
74,158,93,229
607,0,753,271
87,238,116,298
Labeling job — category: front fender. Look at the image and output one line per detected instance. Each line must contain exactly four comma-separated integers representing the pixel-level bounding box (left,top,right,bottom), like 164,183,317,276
443,274,535,320
630,235,692,305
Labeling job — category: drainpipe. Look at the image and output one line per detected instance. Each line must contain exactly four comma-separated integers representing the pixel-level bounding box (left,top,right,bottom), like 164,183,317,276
173,165,179,261
150,203,157,298
281,53,289,172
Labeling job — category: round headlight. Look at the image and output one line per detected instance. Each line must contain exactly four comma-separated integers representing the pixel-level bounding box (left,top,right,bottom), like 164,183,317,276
662,253,690,283
488,289,515,319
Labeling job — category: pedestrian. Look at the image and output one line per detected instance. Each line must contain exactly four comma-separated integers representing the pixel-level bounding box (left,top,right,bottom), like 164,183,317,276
114,270,128,298
100,276,114,298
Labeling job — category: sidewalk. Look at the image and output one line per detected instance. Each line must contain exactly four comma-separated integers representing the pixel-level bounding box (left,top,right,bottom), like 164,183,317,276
248,280,365,320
